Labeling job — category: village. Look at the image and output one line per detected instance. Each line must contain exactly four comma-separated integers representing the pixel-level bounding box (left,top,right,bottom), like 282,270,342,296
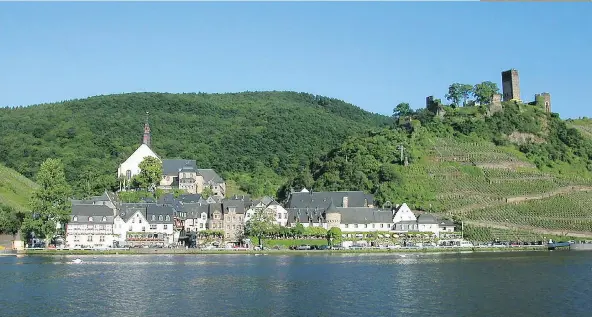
51,118,469,251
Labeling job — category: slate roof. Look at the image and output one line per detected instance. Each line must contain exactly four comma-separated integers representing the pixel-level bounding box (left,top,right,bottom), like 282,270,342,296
70,205,115,224
162,159,197,176
180,203,210,218
338,208,393,224
177,194,202,203
286,191,374,209
118,203,150,222
221,199,246,214
146,205,175,224
439,219,455,227
197,169,224,184
417,214,438,224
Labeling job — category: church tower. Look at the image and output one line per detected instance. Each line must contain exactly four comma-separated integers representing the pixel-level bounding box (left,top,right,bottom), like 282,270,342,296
142,111,151,147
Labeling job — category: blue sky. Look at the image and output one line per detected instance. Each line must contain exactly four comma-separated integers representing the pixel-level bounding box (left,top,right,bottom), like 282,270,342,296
0,2,590,118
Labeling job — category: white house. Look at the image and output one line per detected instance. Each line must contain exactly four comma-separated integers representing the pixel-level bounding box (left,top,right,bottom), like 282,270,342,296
113,203,175,247
244,196,288,227
66,205,115,249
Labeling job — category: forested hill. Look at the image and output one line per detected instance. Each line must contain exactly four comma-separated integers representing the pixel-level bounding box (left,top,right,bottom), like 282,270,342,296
0,91,391,197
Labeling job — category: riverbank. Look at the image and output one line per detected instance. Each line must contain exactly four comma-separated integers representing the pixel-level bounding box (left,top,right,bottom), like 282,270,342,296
20,246,548,256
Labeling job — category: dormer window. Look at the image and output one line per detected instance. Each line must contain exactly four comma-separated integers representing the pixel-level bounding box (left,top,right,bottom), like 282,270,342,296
102,216,107,222
152,215,156,221
165,215,170,221
88,216,94,222
73,216,78,222
159,215,163,221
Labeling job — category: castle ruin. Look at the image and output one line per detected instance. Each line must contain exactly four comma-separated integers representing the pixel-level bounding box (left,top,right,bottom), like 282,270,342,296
501,69,521,102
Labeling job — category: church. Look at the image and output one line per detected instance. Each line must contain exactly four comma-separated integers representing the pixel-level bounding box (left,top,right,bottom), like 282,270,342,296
117,113,226,197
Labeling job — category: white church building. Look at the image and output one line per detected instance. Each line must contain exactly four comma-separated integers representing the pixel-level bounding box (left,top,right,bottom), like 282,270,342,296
117,113,226,196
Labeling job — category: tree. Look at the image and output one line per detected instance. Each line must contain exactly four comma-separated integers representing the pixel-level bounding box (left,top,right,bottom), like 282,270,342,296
326,227,342,246
201,186,214,199
244,208,277,247
22,158,72,243
473,81,500,105
446,83,474,107
0,204,25,237
393,102,413,118
134,157,163,192
292,223,305,238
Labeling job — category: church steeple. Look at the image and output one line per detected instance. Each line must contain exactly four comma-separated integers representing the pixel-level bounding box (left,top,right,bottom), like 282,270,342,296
142,111,151,147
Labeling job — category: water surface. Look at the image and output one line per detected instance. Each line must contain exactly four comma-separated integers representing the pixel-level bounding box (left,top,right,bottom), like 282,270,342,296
1,251,591,317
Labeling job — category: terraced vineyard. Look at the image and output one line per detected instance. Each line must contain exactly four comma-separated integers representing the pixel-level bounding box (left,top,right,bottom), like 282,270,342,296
414,137,592,240
466,191,592,233
0,163,37,210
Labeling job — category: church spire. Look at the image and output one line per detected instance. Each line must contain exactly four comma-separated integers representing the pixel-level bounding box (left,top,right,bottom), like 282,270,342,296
142,111,151,147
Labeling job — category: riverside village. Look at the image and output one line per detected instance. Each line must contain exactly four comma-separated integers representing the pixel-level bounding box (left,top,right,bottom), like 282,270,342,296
13,117,469,252
4,68,569,253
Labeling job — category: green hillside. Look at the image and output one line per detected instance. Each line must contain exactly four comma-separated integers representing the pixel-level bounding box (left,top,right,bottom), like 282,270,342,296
294,100,592,241
0,91,391,198
0,163,37,211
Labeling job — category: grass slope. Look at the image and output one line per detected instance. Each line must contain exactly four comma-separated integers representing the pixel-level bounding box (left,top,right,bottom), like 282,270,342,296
0,163,37,211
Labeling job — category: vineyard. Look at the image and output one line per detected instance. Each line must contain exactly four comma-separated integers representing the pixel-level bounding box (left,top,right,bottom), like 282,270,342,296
0,163,37,211
465,191,592,233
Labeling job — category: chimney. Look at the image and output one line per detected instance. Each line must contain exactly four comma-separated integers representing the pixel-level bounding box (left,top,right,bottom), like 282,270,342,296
342,196,349,208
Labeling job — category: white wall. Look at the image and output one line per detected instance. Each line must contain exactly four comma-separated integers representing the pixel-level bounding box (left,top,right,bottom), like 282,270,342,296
117,144,160,179
66,223,114,249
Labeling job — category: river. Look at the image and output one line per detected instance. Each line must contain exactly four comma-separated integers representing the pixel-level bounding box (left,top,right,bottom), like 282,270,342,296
1,251,590,317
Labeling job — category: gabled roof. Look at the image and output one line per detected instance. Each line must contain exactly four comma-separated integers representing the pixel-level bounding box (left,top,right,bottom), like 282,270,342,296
177,194,202,203
146,205,175,224
222,199,246,214
162,159,197,176
197,169,224,184
286,191,374,209
70,205,115,224
417,214,438,224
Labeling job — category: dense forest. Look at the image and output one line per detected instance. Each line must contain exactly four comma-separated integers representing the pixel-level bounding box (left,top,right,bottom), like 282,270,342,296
0,91,391,198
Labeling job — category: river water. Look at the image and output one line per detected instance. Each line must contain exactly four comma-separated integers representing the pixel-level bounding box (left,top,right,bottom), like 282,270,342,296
1,251,591,317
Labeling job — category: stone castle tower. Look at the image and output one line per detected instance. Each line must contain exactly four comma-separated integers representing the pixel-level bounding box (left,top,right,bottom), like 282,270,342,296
142,111,151,147
535,92,552,113
501,69,521,102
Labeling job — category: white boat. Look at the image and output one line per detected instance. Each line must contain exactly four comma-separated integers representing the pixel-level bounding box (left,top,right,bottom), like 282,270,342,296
72,258,83,264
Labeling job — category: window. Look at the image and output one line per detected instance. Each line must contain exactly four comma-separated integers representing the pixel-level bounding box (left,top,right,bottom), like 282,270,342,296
87,236,93,242
142,226,145,232
372,224,375,228
126,170,131,180
128,226,132,231
165,215,170,221
132,218,135,223
152,215,156,221
88,217,94,222
102,216,107,222
164,225,168,230
201,214,206,220
200,223,204,229
99,236,105,242
74,236,79,242
139,219,142,224
150,225,157,230
381,224,384,228
72,216,78,221
159,215,163,221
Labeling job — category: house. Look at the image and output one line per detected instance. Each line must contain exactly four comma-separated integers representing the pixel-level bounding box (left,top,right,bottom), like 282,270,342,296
393,213,447,237
221,199,246,242
181,202,209,233
206,203,224,232
66,205,115,249
117,114,226,196
113,203,175,247
244,196,289,227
